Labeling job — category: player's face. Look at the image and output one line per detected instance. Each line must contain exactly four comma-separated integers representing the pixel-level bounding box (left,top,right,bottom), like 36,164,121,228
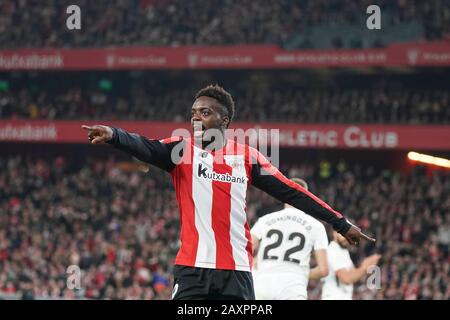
191,96,228,138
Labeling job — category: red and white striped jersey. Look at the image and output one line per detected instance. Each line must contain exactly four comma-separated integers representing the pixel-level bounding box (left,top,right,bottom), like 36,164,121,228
108,128,351,272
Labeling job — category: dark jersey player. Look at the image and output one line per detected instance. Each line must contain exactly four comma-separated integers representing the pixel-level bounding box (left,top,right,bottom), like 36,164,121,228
82,84,375,300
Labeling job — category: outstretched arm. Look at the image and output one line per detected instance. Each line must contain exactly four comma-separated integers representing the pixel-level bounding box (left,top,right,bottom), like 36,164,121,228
250,149,375,245
336,254,382,284
82,125,183,172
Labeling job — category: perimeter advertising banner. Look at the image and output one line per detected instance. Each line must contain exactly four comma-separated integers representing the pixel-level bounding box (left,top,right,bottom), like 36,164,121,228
1,120,449,150
0,41,449,70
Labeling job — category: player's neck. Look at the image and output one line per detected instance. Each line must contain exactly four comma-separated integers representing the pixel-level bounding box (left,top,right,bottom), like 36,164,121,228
202,141,226,151
198,130,227,151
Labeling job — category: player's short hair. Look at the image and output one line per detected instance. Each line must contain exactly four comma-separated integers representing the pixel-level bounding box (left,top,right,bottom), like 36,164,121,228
291,177,308,190
195,84,235,128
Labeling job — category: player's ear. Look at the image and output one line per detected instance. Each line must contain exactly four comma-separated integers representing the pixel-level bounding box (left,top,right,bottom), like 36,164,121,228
222,116,230,128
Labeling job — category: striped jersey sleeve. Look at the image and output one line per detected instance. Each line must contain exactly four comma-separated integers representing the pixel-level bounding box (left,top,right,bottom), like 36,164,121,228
107,127,184,172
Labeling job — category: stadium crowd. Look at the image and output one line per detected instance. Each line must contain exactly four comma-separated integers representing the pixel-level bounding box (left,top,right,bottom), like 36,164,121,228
0,154,448,300
0,0,449,49
1,0,448,303
1,81,449,124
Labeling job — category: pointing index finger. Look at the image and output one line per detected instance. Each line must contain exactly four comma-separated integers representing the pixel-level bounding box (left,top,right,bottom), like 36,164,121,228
360,230,376,242
81,125,93,131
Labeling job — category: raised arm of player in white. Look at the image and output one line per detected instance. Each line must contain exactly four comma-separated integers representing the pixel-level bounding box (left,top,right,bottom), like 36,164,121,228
335,253,381,285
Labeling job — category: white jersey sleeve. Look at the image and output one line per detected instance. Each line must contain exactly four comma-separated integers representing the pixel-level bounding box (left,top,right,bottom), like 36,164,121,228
250,217,265,240
312,222,328,251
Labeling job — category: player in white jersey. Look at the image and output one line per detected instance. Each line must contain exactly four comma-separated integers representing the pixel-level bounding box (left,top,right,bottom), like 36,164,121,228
321,231,381,300
251,178,330,300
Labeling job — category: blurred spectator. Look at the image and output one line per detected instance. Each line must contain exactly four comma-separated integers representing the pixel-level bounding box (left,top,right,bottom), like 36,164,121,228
0,0,448,49
0,76,449,124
